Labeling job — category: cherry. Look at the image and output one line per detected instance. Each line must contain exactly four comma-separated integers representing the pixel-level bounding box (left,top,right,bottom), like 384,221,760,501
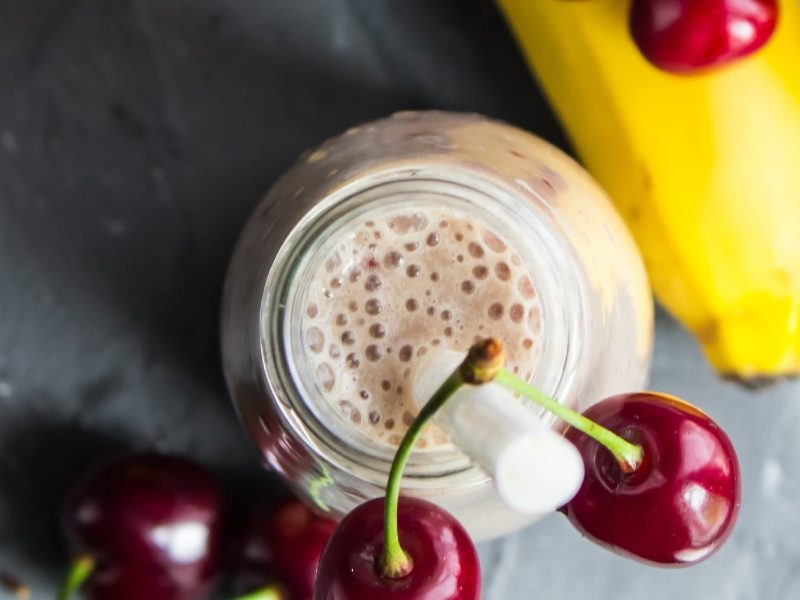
562,392,741,566
314,497,479,600
60,453,225,600
233,498,336,600
311,342,489,599
630,0,778,73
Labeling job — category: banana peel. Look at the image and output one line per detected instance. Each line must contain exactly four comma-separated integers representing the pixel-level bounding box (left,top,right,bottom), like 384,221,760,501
498,0,800,380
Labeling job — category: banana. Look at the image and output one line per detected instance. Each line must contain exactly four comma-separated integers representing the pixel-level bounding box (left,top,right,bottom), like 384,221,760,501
498,0,800,380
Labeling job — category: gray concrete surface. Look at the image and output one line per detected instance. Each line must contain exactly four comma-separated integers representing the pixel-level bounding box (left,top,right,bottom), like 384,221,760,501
1,1,798,598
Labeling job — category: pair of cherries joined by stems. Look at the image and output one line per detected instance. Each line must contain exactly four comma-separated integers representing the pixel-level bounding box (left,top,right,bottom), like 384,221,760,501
315,339,741,599
59,339,740,599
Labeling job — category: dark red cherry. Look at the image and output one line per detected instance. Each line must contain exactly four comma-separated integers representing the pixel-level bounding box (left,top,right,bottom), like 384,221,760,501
630,0,778,73
233,498,336,600
314,497,480,600
563,392,741,566
61,453,225,600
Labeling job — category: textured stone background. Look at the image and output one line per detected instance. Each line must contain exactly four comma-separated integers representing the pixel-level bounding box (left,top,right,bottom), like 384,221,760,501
1,1,798,598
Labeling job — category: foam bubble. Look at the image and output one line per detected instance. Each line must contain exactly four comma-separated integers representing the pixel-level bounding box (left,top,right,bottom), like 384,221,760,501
389,214,428,233
306,327,324,353
325,252,342,272
365,345,382,361
488,303,504,320
495,262,511,281
519,276,536,299
468,242,484,258
365,298,382,315
384,251,403,269
316,363,335,391
510,303,524,323
482,230,507,252
528,306,542,332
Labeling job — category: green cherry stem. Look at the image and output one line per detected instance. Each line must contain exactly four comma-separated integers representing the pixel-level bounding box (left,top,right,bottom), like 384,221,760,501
378,337,643,578
231,585,286,600
379,369,462,577
57,555,94,600
494,369,643,472
379,338,505,578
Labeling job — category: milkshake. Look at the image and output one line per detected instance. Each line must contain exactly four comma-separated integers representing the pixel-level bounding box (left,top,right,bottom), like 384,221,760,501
297,205,543,453
221,111,653,539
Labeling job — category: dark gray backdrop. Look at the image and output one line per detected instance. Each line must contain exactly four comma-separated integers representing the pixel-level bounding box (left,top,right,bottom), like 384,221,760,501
1,1,797,598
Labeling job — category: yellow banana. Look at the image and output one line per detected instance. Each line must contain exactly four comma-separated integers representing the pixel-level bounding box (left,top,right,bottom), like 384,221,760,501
498,0,800,380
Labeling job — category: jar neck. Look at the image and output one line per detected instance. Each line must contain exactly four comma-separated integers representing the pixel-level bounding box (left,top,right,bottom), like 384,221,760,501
260,165,588,482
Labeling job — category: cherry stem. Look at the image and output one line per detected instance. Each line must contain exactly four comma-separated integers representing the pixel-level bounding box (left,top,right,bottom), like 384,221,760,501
57,555,94,600
380,370,462,577
231,585,285,600
380,338,504,579
494,369,643,472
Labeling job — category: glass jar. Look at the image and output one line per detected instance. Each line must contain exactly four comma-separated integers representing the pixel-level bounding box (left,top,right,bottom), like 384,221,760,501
221,111,653,540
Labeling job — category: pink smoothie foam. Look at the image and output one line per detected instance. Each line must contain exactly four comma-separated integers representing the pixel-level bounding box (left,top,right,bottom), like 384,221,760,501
299,206,543,450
